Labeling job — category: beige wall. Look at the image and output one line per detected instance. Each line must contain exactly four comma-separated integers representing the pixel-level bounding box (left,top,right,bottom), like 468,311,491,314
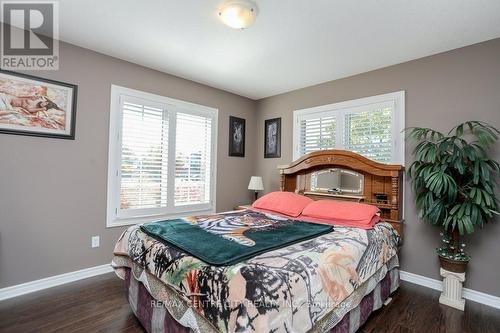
0,41,257,288
1,35,499,298
255,38,500,297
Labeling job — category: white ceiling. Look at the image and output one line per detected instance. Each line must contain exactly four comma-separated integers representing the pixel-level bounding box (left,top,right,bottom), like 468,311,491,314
55,0,500,99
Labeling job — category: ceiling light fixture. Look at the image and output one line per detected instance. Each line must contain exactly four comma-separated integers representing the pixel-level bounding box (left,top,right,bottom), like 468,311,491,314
218,0,259,29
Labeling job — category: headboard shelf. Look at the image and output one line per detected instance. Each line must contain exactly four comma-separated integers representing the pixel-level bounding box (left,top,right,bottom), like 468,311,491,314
278,150,405,238
302,191,364,201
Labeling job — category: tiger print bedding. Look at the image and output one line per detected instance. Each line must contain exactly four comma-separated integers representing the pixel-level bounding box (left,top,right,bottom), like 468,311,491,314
139,210,333,265
112,212,400,333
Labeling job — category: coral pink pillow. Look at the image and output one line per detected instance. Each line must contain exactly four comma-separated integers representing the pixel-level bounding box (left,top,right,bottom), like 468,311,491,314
252,191,313,217
298,214,381,229
301,200,381,226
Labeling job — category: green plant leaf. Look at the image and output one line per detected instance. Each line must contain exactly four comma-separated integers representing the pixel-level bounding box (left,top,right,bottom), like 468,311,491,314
475,189,482,205
473,161,480,184
463,216,474,234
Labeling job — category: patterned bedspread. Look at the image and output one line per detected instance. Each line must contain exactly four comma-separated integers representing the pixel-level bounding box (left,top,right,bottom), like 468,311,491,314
112,213,400,333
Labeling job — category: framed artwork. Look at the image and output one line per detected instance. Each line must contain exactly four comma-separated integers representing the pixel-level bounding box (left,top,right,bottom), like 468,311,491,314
264,117,281,158
229,116,245,157
0,70,77,139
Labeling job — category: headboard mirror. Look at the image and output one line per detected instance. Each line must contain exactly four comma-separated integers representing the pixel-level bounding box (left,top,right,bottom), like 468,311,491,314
278,150,404,237
310,168,364,195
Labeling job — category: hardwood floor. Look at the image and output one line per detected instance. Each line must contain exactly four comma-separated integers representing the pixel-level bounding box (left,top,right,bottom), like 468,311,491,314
1,273,499,333
0,273,143,333
360,283,500,333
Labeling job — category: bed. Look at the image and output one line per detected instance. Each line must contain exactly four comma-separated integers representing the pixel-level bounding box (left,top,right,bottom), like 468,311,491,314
112,150,404,333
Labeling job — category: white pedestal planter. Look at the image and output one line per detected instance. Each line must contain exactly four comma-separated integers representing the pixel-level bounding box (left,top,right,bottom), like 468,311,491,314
439,268,465,310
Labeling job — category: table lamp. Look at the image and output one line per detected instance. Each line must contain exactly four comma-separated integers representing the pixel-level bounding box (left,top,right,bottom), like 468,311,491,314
248,176,264,201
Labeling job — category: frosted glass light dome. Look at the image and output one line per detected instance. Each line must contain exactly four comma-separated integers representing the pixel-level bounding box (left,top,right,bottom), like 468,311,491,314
219,0,259,29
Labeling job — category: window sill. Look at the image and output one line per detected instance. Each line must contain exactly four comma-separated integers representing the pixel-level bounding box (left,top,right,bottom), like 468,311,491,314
106,208,215,228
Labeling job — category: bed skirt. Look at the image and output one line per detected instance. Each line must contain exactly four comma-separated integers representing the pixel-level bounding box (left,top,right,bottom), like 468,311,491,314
118,260,399,333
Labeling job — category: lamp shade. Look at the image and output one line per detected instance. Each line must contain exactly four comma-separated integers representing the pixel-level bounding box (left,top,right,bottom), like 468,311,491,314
248,176,264,191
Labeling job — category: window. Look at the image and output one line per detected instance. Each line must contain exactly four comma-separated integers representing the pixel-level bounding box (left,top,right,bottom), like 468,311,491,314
107,85,217,227
293,91,405,164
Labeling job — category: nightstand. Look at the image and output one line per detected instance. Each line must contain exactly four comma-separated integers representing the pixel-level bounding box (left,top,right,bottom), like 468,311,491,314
234,204,252,211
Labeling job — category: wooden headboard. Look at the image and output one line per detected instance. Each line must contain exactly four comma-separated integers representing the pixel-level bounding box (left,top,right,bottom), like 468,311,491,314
278,150,404,237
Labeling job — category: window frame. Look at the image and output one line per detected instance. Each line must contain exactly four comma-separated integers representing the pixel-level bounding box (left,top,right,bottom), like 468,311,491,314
293,91,405,165
106,85,218,228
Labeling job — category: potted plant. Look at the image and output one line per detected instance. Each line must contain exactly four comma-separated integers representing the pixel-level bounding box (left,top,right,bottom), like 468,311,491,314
407,121,499,274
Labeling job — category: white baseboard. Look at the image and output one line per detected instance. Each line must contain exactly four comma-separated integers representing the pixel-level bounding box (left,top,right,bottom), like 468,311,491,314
400,270,500,310
400,270,443,290
0,264,113,301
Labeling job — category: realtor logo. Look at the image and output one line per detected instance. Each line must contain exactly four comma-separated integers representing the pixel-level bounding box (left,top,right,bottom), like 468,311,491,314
1,1,59,70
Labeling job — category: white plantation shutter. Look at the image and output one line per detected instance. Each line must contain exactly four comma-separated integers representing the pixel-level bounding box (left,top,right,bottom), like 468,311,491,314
120,97,168,212
344,107,393,163
294,92,404,164
175,112,212,206
107,86,217,227
299,116,336,155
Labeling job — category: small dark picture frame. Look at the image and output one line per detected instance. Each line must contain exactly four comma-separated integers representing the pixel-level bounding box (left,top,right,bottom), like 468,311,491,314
229,116,245,157
264,117,281,158
0,70,77,140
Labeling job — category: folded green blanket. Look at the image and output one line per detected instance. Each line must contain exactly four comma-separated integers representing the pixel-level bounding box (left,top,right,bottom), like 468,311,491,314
140,210,333,266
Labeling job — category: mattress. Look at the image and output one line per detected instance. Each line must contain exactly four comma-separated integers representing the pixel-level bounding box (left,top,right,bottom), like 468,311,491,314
112,214,400,333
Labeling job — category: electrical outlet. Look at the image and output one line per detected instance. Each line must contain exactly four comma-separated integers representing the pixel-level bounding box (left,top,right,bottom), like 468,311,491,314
91,236,100,248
